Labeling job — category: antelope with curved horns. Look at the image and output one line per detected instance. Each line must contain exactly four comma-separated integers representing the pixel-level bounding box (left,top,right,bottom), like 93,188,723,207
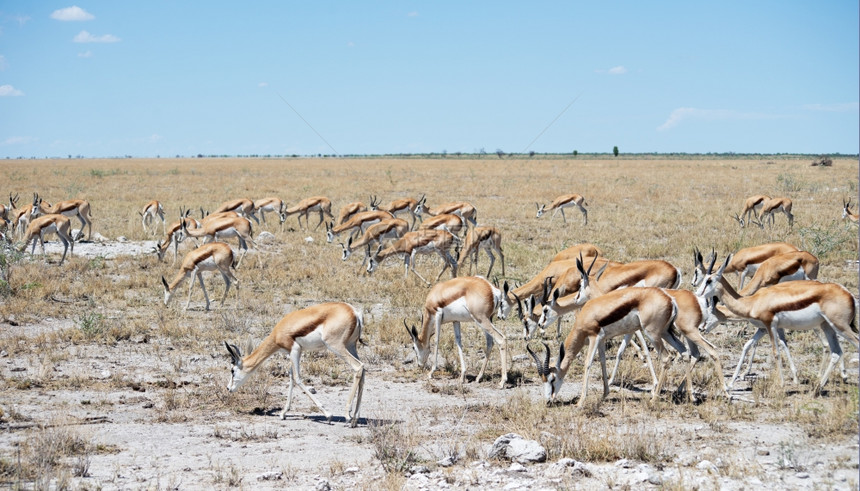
370,195,421,230
696,254,859,393
456,226,505,278
0,192,19,226
404,276,508,388
530,286,680,407
691,242,799,290
326,210,395,243
153,210,200,265
366,229,458,286
842,198,858,223
20,214,74,265
737,195,770,227
213,198,260,224
760,196,794,228
536,194,588,225
415,197,477,226
176,214,256,268
335,201,367,227
139,200,166,235
496,244,603,320
253,197,285,227
281,196,334,230
340,218,409,269
225,302,365,427
537,255,682,334
31,193,93,241
161,242,239,311
418,213,465,236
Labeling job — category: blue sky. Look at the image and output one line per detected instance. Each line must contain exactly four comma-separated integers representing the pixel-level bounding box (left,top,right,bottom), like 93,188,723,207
0,2,857,158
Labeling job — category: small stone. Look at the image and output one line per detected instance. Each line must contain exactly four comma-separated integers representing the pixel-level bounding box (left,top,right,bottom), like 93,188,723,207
696,460,718,474
344,466,359,474
508,462,526,472
304,236,314,243
116,235,128,242
796,472,810,479
409,465,430,475
757,449,770,456
437,456,457,467
257,471,283,481
615,458,632,468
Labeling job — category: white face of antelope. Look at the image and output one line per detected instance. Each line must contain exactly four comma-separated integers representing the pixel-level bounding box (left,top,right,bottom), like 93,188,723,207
690,266,705,288
225,344,251,392
695,274,720,300
366,256,379,274
405,323,429,367
535,204,546,218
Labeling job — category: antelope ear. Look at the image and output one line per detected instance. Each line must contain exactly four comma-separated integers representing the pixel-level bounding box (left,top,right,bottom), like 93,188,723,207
161,276,169,289
503,280,510,295
557,343,565,368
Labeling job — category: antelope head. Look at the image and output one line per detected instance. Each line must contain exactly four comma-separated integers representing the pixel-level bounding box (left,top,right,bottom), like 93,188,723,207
527,342,563,402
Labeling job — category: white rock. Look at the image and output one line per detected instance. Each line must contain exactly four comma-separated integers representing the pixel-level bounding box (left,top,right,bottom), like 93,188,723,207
508,462,526,472
257,471,283,481
304,236,314,243
488,433,547,464
696,460,719,474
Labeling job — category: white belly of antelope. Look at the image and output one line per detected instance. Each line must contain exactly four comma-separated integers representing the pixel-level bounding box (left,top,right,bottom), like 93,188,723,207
772,304,824,331
601,310,643,339
437,297,474,323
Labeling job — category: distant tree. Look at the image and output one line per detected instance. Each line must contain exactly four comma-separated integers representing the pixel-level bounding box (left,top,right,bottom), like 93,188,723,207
496,149,505,159
529,151,535,158
573,150,578,157
613,146,619,157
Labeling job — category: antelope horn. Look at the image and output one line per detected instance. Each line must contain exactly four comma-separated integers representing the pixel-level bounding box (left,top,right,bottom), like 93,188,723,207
512,292,524,321
541,342,551,374
526,344,546,376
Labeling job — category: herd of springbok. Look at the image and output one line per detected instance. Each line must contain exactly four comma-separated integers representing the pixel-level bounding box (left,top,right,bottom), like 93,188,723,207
5,190,859,426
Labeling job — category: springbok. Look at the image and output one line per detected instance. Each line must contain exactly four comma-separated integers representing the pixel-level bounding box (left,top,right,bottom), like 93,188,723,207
404,276,508,388
225,302,365,427
536,194,588,225
161,242,239,311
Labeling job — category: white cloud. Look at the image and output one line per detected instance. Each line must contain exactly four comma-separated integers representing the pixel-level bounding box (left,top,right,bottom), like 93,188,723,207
13,15,31,26
51,6,95,21
407,11,419,17
0,84,24,97
258,82,268,87
803,102,859,112
73,30,120,43
657,107,780,131
1,136,36,146
607,65,627,75
78,50,93,58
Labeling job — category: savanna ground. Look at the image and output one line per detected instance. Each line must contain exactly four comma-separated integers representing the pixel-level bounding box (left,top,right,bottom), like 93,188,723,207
0,156,858,490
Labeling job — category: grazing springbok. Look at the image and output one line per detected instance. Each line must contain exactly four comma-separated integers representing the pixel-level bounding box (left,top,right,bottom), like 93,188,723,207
370,195,421,229
456,226,505,278
339,218,409,270
253,197,285,227
153,213,200,265
417,213,465,236
0,193,18,226
281,196,334,230
161,242,239,311
20,214,74,265
336,201,367,227
760,197,794,228
176,215,256,268
404,276,508,388
214,198,259,224
139,200,166,235
736,195,770,227
326,210,394,243
366,229,458,285
415,197,477,226
696,254,859,393
549,243,603,263
739,251,819,296
529,286,680,407
536,194,588,225
225,302,365,427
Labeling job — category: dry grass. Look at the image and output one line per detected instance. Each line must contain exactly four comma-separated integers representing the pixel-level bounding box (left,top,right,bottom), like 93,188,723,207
0,155,857,485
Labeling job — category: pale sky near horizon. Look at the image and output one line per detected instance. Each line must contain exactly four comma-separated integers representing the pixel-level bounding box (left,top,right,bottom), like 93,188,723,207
0,2,857,158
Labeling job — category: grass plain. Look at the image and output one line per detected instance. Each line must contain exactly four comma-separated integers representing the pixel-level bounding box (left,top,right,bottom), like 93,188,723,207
0,155,858,489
